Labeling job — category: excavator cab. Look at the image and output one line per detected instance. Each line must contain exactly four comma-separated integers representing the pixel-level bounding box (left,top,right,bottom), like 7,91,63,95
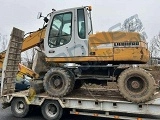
44,6,92,58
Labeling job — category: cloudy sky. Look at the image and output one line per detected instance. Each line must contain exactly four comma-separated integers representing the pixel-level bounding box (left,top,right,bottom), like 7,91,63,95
0,0,160,43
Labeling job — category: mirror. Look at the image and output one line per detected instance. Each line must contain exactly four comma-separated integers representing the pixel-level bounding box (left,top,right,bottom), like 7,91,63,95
37,12,42,19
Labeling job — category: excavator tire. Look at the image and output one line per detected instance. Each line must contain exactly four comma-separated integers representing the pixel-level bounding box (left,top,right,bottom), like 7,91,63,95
43,67,75,97
64,68,75,92
117,67,156,103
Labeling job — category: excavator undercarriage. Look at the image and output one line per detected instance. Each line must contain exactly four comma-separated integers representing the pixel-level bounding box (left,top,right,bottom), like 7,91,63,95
31,50,157,103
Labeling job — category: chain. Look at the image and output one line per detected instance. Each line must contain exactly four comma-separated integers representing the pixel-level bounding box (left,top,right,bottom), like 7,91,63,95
83,83,98,101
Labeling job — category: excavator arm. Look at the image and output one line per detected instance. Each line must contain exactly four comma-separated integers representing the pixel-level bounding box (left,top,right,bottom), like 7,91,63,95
17,63,39,78
21,27,46,51
0,27,46,79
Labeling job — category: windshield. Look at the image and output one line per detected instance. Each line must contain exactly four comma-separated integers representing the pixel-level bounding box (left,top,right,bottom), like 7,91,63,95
48,12,72,48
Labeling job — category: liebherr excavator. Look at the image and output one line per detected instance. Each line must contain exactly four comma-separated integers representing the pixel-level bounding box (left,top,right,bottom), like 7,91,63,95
1,6,157,103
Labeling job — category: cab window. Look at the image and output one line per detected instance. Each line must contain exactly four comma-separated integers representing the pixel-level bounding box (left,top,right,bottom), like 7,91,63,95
48,12,72,48
77,9,86,39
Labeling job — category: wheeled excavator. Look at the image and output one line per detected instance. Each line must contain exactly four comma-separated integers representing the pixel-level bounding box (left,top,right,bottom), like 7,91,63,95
1,6,157,103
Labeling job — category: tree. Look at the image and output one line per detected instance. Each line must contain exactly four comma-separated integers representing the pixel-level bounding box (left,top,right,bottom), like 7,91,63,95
0,34,8,52
21,48,36,69
154,33,160,51
150,37,158,62
149,33,160,65
150,33,160,58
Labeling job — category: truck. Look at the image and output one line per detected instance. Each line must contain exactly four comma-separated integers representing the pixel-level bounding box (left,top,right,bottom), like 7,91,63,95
1,6,160,120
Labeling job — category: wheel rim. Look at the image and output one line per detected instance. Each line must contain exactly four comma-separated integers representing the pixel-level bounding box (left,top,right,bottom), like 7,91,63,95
49,74,64,90
125,76,147,94
45,103,58,118
15,101,25,114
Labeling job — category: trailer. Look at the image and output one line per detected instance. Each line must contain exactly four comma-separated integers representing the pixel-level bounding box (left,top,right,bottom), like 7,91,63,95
1,88,160,120
1,27,160,120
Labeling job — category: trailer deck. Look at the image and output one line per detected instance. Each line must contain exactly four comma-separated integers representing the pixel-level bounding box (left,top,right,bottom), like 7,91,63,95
2,88,160,120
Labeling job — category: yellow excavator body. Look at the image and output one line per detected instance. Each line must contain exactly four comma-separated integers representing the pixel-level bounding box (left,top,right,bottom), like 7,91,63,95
46,32,149,64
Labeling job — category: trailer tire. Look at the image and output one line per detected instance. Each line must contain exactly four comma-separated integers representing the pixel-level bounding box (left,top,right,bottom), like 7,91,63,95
41,100,63,120
11,98,29,118
118,67,156,103
43,67,75,97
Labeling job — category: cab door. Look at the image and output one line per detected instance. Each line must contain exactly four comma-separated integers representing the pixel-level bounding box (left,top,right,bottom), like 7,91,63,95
74,8,89,57
44,9,75,58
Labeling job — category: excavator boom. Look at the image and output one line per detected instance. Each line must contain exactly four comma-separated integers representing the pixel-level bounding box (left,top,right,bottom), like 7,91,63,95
21,27,46,51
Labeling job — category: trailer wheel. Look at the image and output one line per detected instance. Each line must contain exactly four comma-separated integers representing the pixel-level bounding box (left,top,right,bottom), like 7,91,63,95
11,98,29,118
118,67,156,103
43,67,75,97
41,100,63,120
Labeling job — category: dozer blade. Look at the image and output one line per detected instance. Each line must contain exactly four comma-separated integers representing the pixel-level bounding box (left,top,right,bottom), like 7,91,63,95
1,27,24,96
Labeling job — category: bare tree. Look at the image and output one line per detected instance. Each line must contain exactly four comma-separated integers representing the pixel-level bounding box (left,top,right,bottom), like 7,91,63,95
0,34,8,52
149,33,160,65
0,34,8,73
22,48,36,69
150,38,158,59
154,33,160,51
151,34,160,57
